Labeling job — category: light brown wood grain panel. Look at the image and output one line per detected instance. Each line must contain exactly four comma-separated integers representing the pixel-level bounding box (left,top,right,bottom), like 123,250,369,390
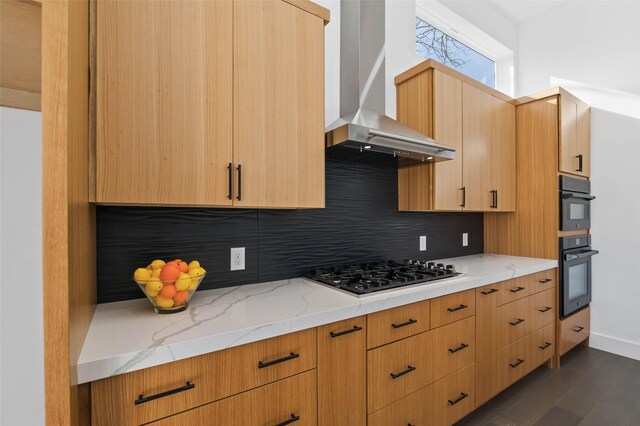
0,0,41,110
475,284,500,407
497,277,531,306
560,306,590,355
367,300,430,349
433,70,464,211
150,370,317,426
577,102,591,177
462,82,492,211
560,96,579,175
367,331,434,413
318,318,366,426
96,0,233,205
42,0,95,424
528,269,556,294
484,97,559,259
496,335,530,392
497,297,531,349
397,69,433,212
491,97,516,211
367,385,434,426
431,316,475,382
531,322,555,368
233,0,325,208
530,288,555,331
282,0,330,24
91,328,316,426
430,289,476,329
431,363,476,426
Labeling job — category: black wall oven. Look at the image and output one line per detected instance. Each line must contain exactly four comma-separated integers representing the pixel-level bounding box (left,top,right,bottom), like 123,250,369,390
560,175,594,231
560,234,598,318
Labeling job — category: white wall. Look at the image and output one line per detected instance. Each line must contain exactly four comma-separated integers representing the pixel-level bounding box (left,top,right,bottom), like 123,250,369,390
516,2,640,361
0,106,44,425
518,1,640,97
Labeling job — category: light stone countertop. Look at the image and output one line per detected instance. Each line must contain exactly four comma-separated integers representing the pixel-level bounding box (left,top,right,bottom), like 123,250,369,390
76,253,557,384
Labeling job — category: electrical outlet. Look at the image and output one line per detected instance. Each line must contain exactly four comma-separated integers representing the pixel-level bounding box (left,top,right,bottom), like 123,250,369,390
419,235,427,251
462,233,469,247
230,247,245,271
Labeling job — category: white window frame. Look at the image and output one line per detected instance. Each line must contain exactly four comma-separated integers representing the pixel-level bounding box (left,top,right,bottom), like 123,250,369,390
415,0,514,96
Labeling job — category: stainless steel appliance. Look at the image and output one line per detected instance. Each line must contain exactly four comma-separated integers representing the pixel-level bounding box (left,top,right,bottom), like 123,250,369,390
324,0,456,162
560,175,595,231
304,260,460,296
559,234,598,318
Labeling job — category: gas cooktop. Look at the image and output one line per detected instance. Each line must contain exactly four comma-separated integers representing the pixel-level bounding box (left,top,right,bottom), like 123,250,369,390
304,260,461,295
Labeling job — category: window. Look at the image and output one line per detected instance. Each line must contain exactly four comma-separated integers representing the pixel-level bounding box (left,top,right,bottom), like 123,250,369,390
416,17,495,87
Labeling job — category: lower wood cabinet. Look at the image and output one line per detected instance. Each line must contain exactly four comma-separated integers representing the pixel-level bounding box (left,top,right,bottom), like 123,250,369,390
90,268,558,426
560,306,590,355
149,370,317,426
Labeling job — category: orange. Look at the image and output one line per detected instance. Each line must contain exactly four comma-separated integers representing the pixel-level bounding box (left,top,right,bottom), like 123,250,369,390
173,259,183,264
159,265,180,283
178,261,189,273
160,284,177,298
174,290,189,305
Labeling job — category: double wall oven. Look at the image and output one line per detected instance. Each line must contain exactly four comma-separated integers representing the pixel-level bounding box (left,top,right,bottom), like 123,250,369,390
559,235,598,318
560,175,594,231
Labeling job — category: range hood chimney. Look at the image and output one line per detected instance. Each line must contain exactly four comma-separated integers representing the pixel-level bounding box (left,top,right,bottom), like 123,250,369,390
325,0,455,162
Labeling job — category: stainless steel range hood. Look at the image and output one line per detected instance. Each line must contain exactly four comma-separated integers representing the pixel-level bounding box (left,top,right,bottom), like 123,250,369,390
325,0,455,162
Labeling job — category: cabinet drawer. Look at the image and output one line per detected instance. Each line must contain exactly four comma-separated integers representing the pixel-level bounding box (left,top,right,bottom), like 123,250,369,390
91,328,317,426
560,306,590,355
367,331,433,413
497,297,530,349
528,270,555,294
496,335,530,391
432,363,476,426
367,385,433,426
431,316,475,382
497,277,530,305
530,288,555,331
367,300,430,349
150,370,317,426
531,323,555,368
431,289,476,329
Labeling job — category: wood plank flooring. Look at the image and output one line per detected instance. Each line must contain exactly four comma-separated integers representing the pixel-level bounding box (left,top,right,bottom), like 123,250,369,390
457,346,640,425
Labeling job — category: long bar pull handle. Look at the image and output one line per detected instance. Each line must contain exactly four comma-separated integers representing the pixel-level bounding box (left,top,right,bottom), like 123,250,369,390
392,318,418,329
227,163,233,200
258,352,299,369
134,382,195,405
236,164,242,201
330,325,363,338
510,358,525,368
448,392,469,406
275,414,301,426
390,365,416,379
576,154,583,172
481,288,498,295
495,189,498,208
539,342,552,350
448,304,468,313
510,286,526,293
573,326,585,333
538,278,553,284
460,187,466,208
538,306,552,313
448,343,470,354
510,318,525,326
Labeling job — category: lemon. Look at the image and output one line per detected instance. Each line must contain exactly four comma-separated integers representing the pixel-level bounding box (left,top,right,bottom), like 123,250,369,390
134,268,152,284
151,259,166,269
151,268,162,278
156,295,175,308
146,288,160,298
188,260,201,271
145,277,163,295
188,267,206,289
176,272,191,291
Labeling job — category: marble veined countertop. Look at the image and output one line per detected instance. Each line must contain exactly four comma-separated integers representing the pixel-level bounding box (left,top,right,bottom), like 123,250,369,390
76,253,557,384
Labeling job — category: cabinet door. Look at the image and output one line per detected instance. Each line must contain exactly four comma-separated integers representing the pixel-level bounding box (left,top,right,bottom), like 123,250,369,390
475,284,500,406
491,97,516,211
560,96,579,175
233,0,325,208
576,102,591,177
96,0,233,205
318,318,366,426
433,70,464,210
462,83,492,211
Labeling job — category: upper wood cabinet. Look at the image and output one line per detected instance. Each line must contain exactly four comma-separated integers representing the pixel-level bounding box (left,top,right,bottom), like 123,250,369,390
560,94,590,177
396,60,516,212
95,0,328,208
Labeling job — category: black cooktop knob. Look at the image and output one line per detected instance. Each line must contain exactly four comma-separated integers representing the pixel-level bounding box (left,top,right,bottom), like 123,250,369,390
437,263,445,269
446,264,455,271
427,262,435,268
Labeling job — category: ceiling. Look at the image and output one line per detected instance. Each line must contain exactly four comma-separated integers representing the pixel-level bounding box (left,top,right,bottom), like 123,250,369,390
489,0,565,24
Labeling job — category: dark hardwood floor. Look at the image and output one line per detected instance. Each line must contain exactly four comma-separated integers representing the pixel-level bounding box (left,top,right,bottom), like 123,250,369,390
457,346,640,426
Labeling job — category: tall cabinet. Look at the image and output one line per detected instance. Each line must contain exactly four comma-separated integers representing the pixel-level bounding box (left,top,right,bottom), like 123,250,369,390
395,60,516,212
95,0,327,208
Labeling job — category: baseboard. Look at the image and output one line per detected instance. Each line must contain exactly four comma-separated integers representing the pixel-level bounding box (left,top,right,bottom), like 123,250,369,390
589,332,640,361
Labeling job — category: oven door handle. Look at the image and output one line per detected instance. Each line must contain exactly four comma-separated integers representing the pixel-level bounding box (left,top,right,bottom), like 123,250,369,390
561,193,596,201
564,249,599,261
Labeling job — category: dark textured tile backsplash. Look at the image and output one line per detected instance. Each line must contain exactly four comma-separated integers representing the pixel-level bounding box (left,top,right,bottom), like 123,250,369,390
97,154,483,303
